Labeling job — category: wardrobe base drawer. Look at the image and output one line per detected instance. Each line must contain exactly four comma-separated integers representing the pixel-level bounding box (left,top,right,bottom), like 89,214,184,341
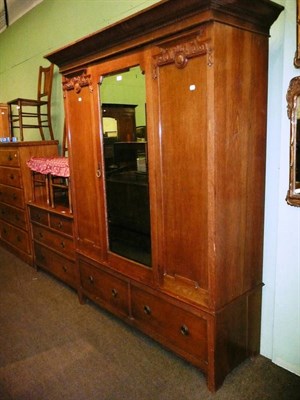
131,285,208,366
79,259,129,316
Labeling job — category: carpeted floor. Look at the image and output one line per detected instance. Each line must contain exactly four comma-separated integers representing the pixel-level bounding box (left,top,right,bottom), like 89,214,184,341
0,246,299,400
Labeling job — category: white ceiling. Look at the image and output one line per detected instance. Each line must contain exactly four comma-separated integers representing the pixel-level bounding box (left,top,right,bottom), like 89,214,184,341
0,0,43,33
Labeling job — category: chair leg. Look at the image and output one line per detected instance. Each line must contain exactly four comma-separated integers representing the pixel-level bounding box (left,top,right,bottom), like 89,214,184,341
18,101,24,141
8,104,13,140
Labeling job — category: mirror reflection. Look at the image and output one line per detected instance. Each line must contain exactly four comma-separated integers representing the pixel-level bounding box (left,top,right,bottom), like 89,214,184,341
100,66,151,266
286,76,300,206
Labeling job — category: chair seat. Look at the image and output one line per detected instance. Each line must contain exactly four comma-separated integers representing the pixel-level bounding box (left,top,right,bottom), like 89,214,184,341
8,98,48,106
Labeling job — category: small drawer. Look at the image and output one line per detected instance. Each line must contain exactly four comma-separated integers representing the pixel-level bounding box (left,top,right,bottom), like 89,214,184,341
0,149,19,167
29,206,49,226
131,286,208,363
79,260,129,316
0,184,24,208
0,220,30,253
0,167,22,188
50,214,73,236
34,243,78,288
32,225,74,259
0,203,27,229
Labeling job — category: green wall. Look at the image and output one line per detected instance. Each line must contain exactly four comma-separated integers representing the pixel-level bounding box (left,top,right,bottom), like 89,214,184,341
0,0,159,145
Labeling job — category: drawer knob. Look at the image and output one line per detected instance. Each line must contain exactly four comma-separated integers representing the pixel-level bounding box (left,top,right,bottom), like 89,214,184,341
38,231,43,239
143,305,151,315
88,275,94,284
8,154,13,161
111,288,118,298
180,325,189,336
60,241,65,248
56,221,63,229
12,194,17,201
10,174,15,180
62,265,68,272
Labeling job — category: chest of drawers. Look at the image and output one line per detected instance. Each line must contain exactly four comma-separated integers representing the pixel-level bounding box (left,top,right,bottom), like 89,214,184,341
29,204,78,289
0,141,58,264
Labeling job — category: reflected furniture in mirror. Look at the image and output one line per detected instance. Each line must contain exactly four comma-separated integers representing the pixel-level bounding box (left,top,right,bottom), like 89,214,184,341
101,71,150,266
46,0,283,392
286,76,300,206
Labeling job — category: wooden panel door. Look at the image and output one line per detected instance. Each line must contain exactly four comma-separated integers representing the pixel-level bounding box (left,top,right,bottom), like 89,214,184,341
151,32,212,307
63,70,105,262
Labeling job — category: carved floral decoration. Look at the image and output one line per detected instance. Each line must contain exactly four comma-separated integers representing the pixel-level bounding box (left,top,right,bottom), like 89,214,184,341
62,71,93,95
152,33,212,78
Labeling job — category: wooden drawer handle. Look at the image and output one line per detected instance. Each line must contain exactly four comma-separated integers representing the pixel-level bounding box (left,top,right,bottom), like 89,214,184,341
38,231,43,239
62,265,68,272
60,241,65,248
12,194,17,201
10,174,15,180
180,325,189,336
88,275,94,284
7,154,13,161
56,221,63,229
111,288,118,298
143,305,151,315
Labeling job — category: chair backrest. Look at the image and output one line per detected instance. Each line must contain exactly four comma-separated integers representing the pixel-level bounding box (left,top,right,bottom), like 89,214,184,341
37,64,54,102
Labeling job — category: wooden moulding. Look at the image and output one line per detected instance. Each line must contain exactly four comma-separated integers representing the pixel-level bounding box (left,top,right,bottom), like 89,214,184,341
45,0,283,73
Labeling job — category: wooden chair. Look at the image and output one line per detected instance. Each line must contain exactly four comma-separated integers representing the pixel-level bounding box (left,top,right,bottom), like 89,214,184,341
8,64,54,141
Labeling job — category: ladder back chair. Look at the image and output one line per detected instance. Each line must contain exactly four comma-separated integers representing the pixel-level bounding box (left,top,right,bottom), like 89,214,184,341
8,64,55,141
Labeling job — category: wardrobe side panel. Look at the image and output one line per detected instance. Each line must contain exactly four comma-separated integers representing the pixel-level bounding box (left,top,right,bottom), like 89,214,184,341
213,23,269,307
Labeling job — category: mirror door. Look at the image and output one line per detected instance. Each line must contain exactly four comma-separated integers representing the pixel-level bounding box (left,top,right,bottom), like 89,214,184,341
100,66,152,267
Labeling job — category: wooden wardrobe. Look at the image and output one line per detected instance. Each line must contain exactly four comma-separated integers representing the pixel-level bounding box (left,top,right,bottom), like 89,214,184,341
46,0,283,391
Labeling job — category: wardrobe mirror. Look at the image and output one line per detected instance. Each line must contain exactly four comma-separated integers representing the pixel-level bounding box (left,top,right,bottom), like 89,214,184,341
100,66,152,266
286,76,300,206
